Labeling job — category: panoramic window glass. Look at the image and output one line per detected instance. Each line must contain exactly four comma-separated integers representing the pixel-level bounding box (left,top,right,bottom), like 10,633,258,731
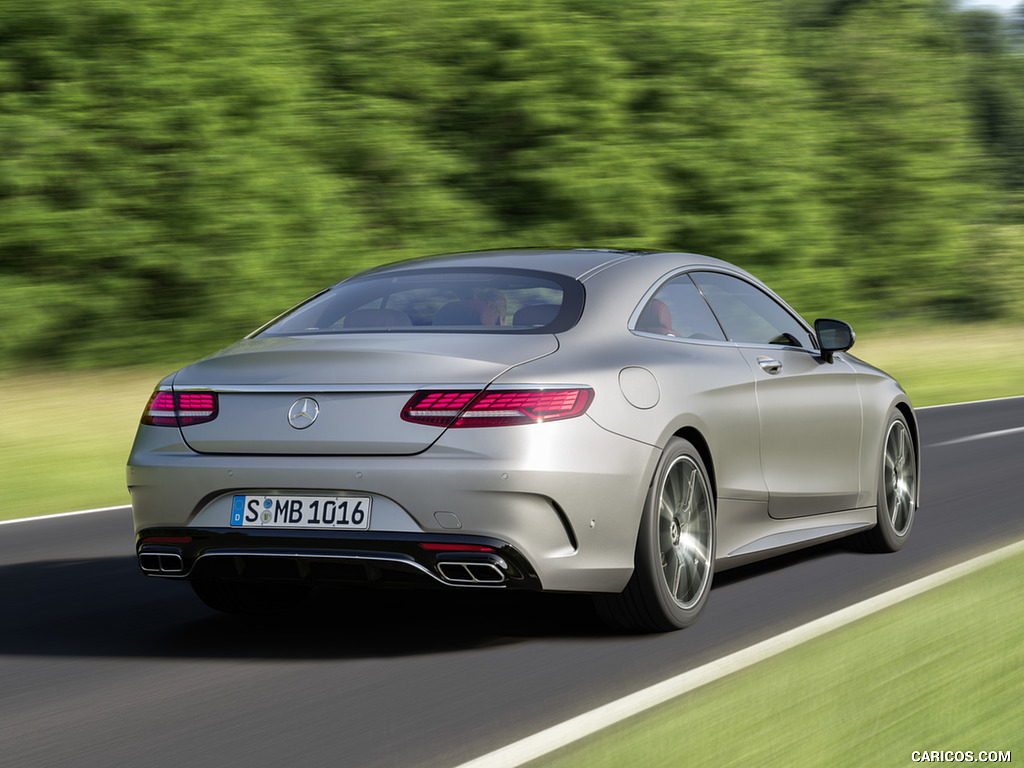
258,269,580,335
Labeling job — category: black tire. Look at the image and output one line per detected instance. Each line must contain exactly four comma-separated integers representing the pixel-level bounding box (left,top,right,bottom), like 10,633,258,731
190,578,312,615
595,437,716,633
852,411,917,553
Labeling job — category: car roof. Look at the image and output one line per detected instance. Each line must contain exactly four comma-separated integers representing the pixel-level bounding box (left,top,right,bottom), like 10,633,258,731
351,248,738,283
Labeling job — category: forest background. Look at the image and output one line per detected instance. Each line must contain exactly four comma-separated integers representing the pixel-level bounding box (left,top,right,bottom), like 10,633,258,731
2,0,1024,371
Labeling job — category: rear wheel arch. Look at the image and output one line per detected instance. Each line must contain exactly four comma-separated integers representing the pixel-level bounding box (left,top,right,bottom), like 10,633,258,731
672,426,717,505
595,432,717,632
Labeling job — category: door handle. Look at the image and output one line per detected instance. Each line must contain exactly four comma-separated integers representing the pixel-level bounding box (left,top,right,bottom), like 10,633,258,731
757,356,782,375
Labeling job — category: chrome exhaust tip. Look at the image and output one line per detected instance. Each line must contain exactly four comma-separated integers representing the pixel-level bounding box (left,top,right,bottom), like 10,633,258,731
436,559,507,584
139,552,184,574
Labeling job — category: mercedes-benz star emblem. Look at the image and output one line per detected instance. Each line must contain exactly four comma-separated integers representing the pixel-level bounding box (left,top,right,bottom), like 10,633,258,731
287,397,320,429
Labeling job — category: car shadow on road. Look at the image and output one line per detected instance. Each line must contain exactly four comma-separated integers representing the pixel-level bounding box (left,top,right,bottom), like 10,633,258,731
712,538,856,589
0,537,871,661
0,556,612,660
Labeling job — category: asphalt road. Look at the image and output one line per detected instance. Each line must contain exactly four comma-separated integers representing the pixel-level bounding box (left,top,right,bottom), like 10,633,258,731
1,398,1022,768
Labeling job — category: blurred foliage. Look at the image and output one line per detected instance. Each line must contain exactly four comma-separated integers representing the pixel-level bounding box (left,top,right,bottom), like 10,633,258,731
1,0,1022,368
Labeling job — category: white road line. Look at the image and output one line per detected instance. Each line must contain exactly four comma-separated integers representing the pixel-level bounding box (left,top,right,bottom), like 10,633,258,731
933,425,1024,446
919,394,1024,410
452,536,1024,768
0,504,131,526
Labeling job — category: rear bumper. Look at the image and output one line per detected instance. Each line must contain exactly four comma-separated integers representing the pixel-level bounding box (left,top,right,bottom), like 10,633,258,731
137,528,541,589
128,416,659,593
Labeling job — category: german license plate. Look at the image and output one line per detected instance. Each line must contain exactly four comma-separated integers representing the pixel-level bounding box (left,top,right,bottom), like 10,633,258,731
230,494,371,530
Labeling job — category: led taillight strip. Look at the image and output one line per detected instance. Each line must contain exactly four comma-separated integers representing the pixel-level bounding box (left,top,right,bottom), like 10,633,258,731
142,390,219,427
419,543,495,552
401,388,594,428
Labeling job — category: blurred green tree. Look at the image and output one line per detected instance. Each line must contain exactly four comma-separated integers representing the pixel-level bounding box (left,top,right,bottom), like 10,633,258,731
785,0,1003,320
957,8,1024,192
0,0,1019,368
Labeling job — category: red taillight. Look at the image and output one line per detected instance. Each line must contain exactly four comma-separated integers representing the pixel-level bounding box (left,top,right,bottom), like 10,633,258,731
418,543,495,552
401,388,593,428
141,390,219,427
399,391,478,427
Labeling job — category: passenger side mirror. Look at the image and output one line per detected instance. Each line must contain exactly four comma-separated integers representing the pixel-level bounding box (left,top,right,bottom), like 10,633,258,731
814,318,855,364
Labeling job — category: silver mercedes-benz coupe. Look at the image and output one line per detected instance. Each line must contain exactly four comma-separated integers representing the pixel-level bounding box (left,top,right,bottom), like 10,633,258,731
128,248,919,632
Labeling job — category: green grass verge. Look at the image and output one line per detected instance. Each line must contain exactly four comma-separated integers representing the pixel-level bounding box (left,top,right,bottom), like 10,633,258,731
0,322,1020,521
0,365,182,521
529,550,1024,768
853,322,1024,407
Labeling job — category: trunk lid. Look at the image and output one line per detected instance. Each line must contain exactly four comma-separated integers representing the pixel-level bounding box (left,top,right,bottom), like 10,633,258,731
173,334,557,455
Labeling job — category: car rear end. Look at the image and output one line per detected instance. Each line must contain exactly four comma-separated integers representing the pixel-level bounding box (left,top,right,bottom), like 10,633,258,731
127,262,654,603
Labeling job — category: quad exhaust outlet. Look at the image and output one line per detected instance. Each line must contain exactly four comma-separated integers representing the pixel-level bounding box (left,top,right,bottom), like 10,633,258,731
436,559,507,584
139,552,184,574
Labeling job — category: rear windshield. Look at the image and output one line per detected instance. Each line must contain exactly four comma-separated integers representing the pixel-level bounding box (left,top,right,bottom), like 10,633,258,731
257,268,584,336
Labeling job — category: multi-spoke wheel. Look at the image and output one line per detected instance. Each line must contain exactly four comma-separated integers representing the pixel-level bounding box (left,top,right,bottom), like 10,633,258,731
595,437,715,632
854,411,917,553
656,452,714,610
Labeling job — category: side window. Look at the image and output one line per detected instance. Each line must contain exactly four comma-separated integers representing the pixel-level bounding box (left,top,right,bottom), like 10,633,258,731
635,274,726,341
690,272,814,348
